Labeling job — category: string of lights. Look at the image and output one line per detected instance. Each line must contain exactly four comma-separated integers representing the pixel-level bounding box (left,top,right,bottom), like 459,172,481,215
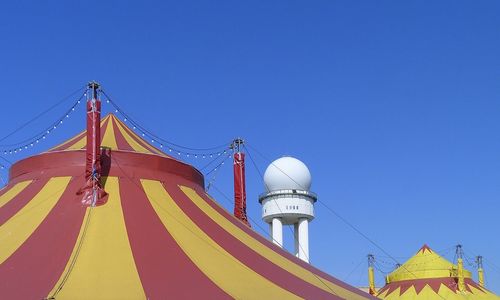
0,92,85,155
0,86,85,144
199,150,232,171
0,90,86,172
100,90,233,159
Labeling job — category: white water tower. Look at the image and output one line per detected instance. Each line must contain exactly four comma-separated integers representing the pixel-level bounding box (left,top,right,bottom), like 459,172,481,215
259,156,317,263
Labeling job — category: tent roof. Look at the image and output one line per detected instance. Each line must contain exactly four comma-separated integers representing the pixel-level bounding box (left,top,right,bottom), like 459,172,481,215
49,114,171,157
388,244,472,282
0,113,374,299
377,245,499,300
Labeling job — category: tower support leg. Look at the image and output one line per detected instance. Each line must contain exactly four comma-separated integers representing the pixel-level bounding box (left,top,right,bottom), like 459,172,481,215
272,218,283,247
297,218,309,262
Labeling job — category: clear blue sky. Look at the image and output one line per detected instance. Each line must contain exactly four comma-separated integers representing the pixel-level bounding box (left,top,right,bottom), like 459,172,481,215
1,0,499,293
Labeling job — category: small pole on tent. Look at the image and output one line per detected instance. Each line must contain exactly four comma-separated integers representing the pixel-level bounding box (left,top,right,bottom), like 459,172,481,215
477,256,485,288
456,245,466,293
367,254,377,295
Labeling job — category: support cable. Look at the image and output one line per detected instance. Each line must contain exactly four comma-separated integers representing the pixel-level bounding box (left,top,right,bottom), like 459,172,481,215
207,182,339,297
101,90,232,158
205,153,232,191
0,92,85,153
199,152,229,171
0,85,85,144
244,142,447,299
108,155,283,296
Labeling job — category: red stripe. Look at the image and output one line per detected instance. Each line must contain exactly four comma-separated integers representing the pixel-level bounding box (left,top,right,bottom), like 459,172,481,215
0,179,50,226
0,177,87,299
112,119,134,151
119,176,231,299
114,117,169,157
191,183,375,299
165,181,340,300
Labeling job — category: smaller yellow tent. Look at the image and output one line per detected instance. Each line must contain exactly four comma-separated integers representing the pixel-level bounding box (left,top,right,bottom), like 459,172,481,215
377,245,499,300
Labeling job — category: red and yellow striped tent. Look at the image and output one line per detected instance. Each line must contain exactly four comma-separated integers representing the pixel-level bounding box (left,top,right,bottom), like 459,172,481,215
0,114,375,299
377,245,499,300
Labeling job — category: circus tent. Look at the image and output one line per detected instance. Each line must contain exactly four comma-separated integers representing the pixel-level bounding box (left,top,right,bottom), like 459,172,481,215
0,108,375,299
376,245,499,300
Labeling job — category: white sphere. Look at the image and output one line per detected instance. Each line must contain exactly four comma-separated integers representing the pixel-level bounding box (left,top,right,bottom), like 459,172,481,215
263,156,312,192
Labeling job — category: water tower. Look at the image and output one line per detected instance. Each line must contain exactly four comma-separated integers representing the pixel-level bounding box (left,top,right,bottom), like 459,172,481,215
259,156,317,263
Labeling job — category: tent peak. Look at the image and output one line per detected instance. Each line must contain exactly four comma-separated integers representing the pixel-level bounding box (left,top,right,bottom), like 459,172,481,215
417,244,433,254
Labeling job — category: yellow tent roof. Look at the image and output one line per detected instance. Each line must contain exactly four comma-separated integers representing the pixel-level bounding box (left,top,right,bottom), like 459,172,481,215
387,244,472,282
377,245,499,300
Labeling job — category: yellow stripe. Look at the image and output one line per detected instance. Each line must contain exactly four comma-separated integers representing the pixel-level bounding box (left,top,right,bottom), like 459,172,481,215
101,116,118,150
142,180,301,300
113,118,164,156
53,177,145,300
181,186,367,300
0,177,71,264
0,180,32,209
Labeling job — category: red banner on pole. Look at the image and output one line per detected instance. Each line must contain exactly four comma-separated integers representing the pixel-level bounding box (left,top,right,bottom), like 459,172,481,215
233,152,250,226
78,85,107,206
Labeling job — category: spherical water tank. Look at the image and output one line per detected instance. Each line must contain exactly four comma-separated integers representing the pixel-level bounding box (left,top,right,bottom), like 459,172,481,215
263,156,312,192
